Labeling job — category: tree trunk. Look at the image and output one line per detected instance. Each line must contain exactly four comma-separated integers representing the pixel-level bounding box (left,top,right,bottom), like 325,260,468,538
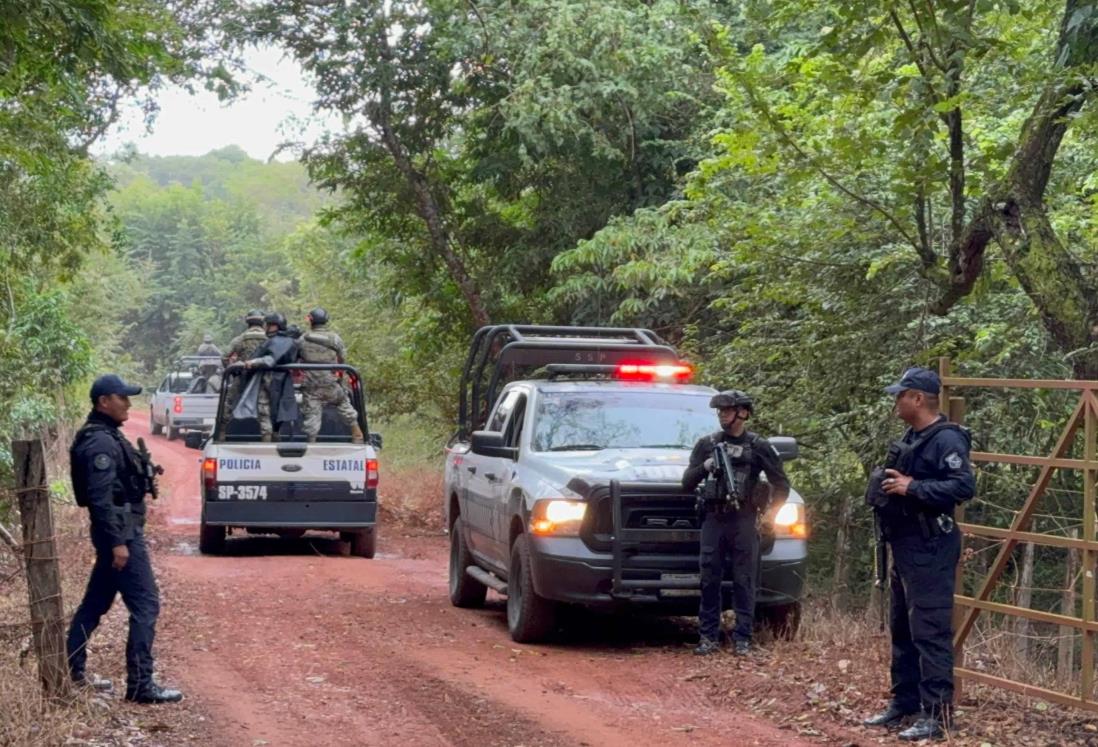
1014,541,1035,665
1059,530,1078,683
830,490,855,611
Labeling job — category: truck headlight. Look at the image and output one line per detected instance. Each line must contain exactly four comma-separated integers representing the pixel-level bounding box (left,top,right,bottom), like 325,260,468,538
530,499,587,536
772,502,807,538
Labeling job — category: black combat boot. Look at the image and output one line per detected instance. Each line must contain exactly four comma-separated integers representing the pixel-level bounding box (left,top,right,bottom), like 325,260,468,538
694,637,721,656
72,672,114,693
898,715,945,741
863,701,919,728
125,683,184,704
733,639,751,656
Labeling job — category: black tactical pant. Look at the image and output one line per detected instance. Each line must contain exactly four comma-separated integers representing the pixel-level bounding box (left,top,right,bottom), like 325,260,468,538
698,509,759,643
888,527,961,714
67,529,160,692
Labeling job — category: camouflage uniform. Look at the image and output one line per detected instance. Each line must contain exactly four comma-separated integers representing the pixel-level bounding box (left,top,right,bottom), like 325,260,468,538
298,323,358,439
221,325,267,430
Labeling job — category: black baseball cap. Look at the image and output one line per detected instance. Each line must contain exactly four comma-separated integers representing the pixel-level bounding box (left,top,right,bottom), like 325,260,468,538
885,367,941,396
89,374,142,402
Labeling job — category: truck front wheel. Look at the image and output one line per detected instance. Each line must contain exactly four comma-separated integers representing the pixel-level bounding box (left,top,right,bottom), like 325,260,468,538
449,517,487,608
507,534,556,643
759,601,802,640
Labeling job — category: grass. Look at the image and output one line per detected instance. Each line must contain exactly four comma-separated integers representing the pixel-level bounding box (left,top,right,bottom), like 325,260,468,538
373,415,447,531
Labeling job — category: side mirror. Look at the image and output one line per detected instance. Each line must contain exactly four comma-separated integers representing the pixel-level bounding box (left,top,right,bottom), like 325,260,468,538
770,436,799,461
368,432,383,450
470,430,518,460
183,432,206,450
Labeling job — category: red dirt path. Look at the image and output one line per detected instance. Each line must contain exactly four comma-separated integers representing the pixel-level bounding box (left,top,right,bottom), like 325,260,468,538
126,411,850,747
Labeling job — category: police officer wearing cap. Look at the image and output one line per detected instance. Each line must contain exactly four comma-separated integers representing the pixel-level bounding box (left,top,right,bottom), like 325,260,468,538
66,375,183,703
683,389,790,656
863,367,974,741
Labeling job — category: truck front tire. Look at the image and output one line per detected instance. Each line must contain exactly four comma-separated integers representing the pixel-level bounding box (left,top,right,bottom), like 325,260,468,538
449,517,487,608
759,601,802,640
507,534,556,643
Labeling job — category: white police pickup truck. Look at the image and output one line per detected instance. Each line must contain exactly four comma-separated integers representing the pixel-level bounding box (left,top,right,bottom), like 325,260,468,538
185,363,382,557
444,326,807,643
150,356,222,440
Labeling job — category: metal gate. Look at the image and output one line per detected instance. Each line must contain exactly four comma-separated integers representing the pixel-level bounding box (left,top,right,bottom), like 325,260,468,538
940,358,1098,709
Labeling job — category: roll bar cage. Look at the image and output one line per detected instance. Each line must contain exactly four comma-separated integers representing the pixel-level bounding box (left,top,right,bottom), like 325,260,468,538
456,324,681,439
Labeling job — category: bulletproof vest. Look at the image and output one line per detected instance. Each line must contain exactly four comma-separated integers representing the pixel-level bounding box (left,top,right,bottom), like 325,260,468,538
886,421,965,475
70,421,146,508
236,326,267,359
873,420,966,524
711,430,762,505
300,329,340,364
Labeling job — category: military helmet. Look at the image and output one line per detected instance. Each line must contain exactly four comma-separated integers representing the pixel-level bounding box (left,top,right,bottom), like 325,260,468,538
709,389,754,412
264,312,287,331
307,307,329,327
245,309,265,325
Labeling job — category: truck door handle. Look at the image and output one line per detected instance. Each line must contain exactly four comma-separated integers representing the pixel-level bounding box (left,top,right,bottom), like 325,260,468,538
466,465,477,474
484,472,498,482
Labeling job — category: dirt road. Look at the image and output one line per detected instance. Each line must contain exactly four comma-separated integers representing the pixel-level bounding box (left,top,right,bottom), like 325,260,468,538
128,412,839,747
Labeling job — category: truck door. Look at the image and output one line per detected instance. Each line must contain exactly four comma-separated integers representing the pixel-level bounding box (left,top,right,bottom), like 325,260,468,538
465,389,520,559
487,393,527,565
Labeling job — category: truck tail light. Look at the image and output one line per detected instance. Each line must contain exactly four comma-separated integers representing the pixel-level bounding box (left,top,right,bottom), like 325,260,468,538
173,396,183,414
615,361,693,382
202,458,217,492
366,458,379,490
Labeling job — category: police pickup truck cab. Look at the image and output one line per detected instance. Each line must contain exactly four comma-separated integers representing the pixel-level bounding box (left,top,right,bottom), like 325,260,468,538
184,363,381,557
150,356,222,440
444,325,807,643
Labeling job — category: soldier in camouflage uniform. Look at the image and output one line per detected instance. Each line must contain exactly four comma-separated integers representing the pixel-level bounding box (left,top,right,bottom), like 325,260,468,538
219,311,267,430
299,307,363,443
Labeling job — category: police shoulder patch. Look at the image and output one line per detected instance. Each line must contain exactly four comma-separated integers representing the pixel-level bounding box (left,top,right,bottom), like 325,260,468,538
945,452,964,469
93,453,113,470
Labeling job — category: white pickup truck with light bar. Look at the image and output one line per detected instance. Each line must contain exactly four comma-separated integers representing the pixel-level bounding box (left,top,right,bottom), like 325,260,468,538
185,363,382,557
149,355,222,440
444,325,807,643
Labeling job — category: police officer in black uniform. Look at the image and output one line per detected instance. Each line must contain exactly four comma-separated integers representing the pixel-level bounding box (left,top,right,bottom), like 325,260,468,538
683,390,790,656
863,367,974,741
66,374,183,703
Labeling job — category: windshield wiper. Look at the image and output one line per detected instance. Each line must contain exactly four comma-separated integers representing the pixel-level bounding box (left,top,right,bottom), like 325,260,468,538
547,444,604,451
635,444,688,449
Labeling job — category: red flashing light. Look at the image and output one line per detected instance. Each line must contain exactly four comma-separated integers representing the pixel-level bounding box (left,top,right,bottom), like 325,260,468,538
615,361,694,383
366,458,379,490
202,458,217,492
173,396,183,414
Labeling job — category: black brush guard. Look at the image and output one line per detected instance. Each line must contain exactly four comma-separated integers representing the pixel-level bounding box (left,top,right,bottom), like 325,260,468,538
582,479,736,598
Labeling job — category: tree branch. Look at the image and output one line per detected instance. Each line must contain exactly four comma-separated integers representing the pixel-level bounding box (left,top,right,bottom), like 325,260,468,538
736,78,924,256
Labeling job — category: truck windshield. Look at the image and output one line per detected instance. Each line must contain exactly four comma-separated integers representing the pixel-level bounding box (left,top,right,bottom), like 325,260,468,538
531,390,715,452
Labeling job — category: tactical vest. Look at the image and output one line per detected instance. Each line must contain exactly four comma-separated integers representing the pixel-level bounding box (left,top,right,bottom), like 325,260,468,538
710,430,763,507
874,420,968,526
300,327,342,388
235,326,267,360
70,421,146,508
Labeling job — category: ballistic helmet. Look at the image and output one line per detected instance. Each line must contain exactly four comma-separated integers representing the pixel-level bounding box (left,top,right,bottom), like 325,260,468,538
264,312,287,331
307,307,329,327
710,389,754,412
245,309,265,325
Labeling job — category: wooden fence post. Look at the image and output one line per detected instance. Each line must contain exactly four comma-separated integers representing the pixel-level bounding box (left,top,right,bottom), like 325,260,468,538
12,439,69,698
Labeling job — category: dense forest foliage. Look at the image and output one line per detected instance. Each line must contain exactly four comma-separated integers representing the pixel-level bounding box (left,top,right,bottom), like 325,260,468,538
6,1,1098,648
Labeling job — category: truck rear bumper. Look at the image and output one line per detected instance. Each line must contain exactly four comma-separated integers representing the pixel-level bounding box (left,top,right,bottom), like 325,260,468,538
203,500,377,529
528,535,805,611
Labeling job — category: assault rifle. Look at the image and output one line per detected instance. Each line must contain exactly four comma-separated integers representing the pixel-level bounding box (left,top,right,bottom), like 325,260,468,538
135,437,164,500
695,441,741,515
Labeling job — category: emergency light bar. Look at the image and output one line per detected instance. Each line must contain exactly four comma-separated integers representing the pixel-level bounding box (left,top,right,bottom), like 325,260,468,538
615,361,693,382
